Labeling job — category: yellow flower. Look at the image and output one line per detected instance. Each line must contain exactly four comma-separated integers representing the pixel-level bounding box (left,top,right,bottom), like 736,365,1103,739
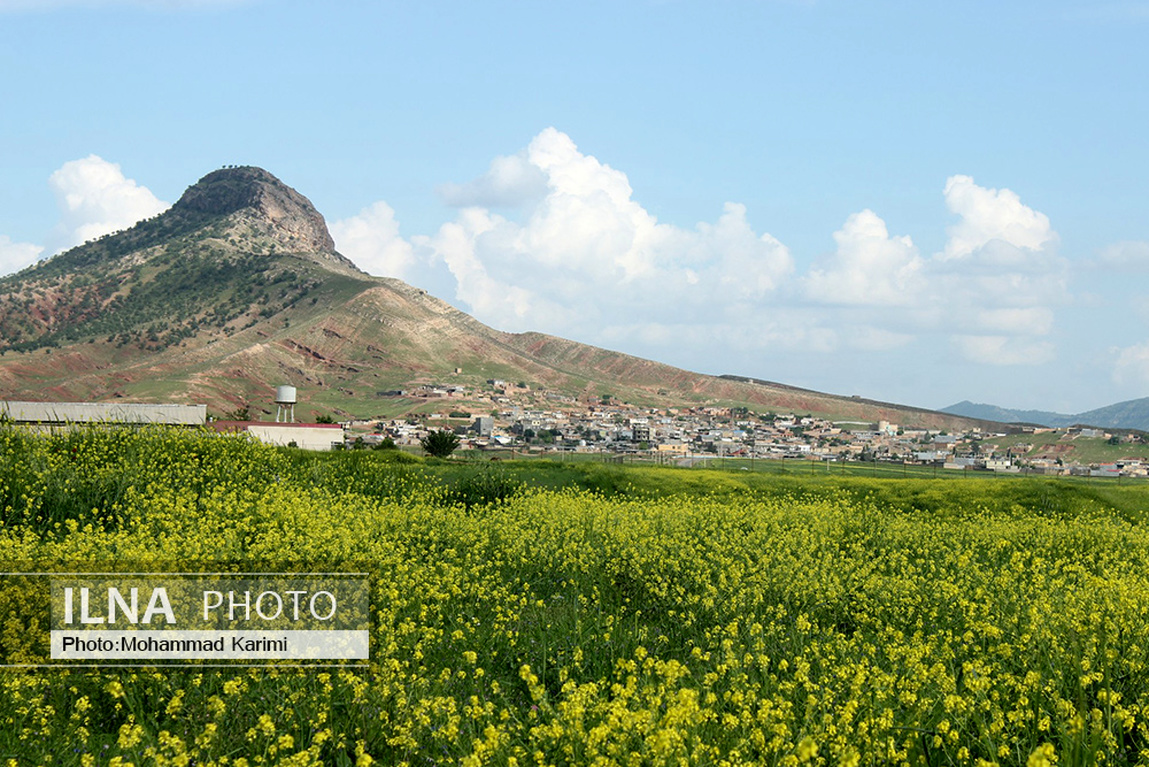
1027,743,1057,767
797,737,818,762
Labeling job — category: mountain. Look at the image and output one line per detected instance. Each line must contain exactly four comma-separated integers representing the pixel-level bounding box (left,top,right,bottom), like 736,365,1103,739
0,165,988,429
942,399,1149,432
1073,399,1149,432
939,401,1072,427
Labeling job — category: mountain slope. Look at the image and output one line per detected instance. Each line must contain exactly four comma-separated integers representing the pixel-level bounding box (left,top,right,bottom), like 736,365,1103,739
0,166,990,429
942,399,1149,432
940,401,1072,427
1069,398,1149,431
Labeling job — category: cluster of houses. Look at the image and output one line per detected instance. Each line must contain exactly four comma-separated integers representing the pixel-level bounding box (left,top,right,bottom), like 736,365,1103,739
358,386,1149,478
5,388,1145,477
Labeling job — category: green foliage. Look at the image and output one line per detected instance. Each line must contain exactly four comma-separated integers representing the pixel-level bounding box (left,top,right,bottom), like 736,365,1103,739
442,467,525,511
3,427,1149,764
315,414,335,424
0,223,322,353
226,405,251,421
420,429,460,458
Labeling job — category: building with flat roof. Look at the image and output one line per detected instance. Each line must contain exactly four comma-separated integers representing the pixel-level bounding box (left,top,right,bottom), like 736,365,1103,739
1,401,206,425
210,421,345,451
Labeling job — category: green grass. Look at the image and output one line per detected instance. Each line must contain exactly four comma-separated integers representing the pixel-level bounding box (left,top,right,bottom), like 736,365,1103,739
983,431,1149,463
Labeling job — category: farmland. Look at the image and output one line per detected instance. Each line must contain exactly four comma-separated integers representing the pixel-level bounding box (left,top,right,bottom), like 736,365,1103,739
2,426,1149,766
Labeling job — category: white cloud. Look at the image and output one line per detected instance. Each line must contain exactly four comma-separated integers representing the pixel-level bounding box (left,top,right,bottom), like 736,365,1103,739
437,152,548,209
1113,342,1149,388
334,136,1069,375
413,207,546,324
804,209,923,306
925,175,1066,364
329,201,415,279
942,174,1057,260
409,128,793,337
47,155,168,254
953,335,1056,366
0,236,44,277
797,177,1063,365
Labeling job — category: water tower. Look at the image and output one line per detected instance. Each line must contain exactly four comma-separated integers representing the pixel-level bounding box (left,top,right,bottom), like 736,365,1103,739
275,385,297,423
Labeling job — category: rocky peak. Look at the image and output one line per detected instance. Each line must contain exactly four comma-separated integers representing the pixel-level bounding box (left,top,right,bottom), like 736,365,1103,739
173,166,337,254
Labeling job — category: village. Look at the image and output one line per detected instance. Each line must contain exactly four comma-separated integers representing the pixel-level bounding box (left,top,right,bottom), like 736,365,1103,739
4,382,1146,478
353,380,1149,478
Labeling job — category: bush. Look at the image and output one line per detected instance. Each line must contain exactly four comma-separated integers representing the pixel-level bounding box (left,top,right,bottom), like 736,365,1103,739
442,467,524,511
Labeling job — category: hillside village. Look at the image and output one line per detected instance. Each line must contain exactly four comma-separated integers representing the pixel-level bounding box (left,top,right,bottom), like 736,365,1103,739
353,380,1149,478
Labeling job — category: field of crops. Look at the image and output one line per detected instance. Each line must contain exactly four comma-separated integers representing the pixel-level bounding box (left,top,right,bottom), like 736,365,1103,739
3,426,1149,766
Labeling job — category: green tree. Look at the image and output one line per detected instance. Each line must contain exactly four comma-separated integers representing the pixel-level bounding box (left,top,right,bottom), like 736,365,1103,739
421,430,461,459
227,405,251,421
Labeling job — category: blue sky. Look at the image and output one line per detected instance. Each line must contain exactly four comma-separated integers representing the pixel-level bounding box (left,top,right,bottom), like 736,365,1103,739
2,0,1148,414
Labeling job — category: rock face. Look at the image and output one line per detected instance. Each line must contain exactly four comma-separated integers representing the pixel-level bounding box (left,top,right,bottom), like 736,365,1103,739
173,166,338,254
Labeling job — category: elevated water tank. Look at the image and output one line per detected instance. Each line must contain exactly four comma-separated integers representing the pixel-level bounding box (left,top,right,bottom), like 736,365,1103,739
275,385,297,423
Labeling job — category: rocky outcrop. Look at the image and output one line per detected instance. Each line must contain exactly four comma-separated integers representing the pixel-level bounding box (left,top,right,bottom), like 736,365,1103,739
173,166,338,255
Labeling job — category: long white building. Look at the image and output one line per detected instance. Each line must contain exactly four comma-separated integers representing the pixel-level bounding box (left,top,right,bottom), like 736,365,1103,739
1,401,207,425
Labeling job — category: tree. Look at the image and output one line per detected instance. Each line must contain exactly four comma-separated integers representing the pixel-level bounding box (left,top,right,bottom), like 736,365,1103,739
421,429,461,459
227,405,251,421
315,414,335,424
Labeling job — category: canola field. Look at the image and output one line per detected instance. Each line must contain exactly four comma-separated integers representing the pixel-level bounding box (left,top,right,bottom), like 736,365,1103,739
2,426,1149,766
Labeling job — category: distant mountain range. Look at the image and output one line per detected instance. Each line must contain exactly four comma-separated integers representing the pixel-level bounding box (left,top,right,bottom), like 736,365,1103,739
941,399,1149,432
0,165,998,431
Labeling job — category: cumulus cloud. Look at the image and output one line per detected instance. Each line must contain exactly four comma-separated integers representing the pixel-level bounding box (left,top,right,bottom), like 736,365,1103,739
342,128,794,343
0,236,44,277
928,175,1066,365
804,209,924,306
795,177,1064,364
47,155,168,254
329,201,415,279
942,174,1057,260
335,134,1068,373
413,207,546,324
1,155,164,275
437,152,548,209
